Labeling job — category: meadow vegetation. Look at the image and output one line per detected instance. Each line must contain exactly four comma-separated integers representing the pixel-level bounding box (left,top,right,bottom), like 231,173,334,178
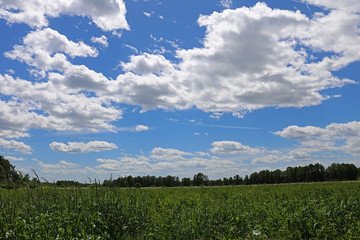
2,155,360,239
1,181,360,239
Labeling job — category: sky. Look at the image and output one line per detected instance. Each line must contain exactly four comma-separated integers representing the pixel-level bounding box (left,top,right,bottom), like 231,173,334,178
0,0,360,182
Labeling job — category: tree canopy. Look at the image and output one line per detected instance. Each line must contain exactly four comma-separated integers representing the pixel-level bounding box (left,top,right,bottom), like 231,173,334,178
0,156,20,183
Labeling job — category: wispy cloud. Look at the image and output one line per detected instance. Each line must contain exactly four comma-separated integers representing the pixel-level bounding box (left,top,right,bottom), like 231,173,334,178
50,141,118,154
219,0,232,8
4,156,25,161
176,120,261,130
91,35,108,47
115,125,150,132
202,124,261,130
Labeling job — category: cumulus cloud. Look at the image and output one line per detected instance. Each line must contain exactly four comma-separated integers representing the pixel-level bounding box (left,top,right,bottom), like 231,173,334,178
210,141,261,155
273,125,327,140
275,121,360,157
274,121,360,140
0,28,122,135
301,8,360,72
135,125,149,132
110,2,355,114
0,74,121,135
2,2,359,139
0,138,32,154
0,0,129,31
5,28,98,70
49,141,118,153
121,53,174,75
0,100,32,139
288,148,312,161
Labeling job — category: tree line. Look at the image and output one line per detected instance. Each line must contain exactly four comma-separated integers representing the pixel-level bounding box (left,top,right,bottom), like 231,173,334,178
102,163,359,188
0,155,359,188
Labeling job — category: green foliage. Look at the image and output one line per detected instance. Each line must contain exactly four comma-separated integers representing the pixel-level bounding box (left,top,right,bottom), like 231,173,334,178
1,182,360,239
0,156,29,187
193,172,209,186
326,163,358,181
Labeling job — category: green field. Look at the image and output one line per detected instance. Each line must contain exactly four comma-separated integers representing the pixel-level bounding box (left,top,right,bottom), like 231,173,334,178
1,181,360,239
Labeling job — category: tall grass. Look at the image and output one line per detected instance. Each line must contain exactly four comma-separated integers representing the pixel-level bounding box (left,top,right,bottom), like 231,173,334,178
1,181,360,239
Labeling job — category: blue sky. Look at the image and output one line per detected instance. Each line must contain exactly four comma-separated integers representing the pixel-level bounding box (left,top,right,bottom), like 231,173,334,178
0,0,360,182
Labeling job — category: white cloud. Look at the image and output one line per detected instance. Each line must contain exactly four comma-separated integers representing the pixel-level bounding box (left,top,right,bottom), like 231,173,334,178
33,159,87,179
288,148,312,161
210,112,224,119
252,155,280,164
0,28,122,135
343,138,360,157
5,28,98,70
111,30,123,38
196,152,211,157
59,160,79,167
135,125,149,132
150,147,193,161
95,153,242,178
0,74,122,134
34,135,358,180
49,141,118,153
273,125,327,140
4,156,25,161
274,121,360,140
275,121,360,157
0,99,32,139
210,141,261,155
29,69,46,79
123,44,139,54
0,0,129,31
220,0,232,9
2,3,359,139
6,69,15,74
91,35,109,47
121,53,174,75
111,3,355,114
96,156,151,173
302,0,360,13
301,9,360,72
0,138,32,154
143,12,152,17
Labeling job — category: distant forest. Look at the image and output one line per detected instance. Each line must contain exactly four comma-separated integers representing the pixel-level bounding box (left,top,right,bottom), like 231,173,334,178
0,155,359,188
102,163,359,188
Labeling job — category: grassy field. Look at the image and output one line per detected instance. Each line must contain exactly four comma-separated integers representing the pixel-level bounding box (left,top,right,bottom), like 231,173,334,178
1,181,360,239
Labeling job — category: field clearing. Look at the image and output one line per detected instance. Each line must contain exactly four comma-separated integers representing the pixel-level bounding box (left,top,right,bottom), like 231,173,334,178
1,181,360,239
